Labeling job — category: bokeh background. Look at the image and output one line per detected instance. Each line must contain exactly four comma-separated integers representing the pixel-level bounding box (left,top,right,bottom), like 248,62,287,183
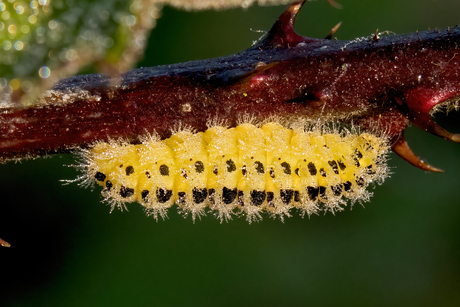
2,0,460,306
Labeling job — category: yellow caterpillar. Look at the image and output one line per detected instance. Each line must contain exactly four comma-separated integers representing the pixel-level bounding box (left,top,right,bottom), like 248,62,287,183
76,122,389,222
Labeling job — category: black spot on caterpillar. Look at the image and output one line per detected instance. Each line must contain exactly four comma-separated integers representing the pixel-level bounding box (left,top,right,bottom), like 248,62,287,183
74,122,389,222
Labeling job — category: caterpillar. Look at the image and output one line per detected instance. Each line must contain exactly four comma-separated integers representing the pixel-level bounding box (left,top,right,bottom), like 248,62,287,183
75,122,389,222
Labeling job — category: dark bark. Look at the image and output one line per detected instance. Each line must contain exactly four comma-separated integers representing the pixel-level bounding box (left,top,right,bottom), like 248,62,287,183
0,1,458,171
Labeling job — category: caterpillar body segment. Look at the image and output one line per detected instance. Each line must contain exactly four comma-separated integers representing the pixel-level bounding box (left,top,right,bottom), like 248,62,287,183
81,122,389,222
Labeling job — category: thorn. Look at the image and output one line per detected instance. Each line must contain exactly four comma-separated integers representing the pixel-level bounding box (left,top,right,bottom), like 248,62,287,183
327,0,343,9
259,1,306,48
325,21,342,39
373,28,380,41
392,134,444,173
230,61,279,84
404,88,460,143
411,112,460,143
451,134,460,142
0,237,11,248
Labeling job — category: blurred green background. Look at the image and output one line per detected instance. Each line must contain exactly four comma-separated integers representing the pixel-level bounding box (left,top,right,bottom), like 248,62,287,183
1,0,460,306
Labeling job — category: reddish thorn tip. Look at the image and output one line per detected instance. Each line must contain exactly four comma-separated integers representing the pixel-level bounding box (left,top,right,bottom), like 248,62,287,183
327,0,343,9
392,135,444,173
261,1,307,47
450,134,460,143
0,238,11,248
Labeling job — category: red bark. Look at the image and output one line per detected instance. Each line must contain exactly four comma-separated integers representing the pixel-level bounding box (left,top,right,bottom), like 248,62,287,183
0,1,458,171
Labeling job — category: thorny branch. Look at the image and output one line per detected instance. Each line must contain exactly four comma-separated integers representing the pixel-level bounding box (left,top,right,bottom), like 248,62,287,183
1,1,459,171
1,1,460,247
